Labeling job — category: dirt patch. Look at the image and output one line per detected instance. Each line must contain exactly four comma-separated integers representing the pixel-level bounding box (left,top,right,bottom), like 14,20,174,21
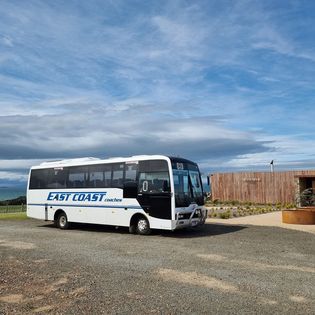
197,254,225,261
259,297,278,305
33,305,55,313
43,277,69,294
289,296,308,303
197,254,315,273
0,239,35,250
157,268,238,292
0,257,90,314
34,259,51,264
69,287,87,297
0,294,24,303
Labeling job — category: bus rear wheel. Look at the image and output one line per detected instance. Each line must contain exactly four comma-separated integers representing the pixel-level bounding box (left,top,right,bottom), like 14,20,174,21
136,217,151,235
57,212,69,230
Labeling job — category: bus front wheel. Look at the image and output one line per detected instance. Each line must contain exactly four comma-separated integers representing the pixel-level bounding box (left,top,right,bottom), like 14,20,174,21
57,212,69,230
136,217,151,235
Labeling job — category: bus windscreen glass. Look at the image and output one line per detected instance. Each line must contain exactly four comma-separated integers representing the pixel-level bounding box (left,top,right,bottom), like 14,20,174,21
171,159,204,207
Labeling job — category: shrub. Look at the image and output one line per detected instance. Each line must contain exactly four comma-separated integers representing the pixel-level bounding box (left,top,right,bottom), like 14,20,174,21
285,203,296,209
300,188,315,206
219,211,231,219
275,202,282,209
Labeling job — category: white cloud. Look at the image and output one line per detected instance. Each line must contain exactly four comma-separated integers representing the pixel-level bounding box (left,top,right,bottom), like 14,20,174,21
0,101,269,163
219,135,315,171
0,159,45,170
0,171,28,182
0,0,315,183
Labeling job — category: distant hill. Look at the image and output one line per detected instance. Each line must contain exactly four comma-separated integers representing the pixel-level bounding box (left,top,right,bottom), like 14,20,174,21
0,196,26,205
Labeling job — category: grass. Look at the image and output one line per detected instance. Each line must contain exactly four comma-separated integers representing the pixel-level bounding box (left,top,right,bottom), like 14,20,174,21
0,212,28,220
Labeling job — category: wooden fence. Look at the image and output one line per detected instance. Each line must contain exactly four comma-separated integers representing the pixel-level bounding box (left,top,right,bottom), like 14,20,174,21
210,170,315,204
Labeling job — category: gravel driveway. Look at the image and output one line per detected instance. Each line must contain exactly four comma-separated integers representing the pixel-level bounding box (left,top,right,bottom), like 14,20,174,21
0,219,314,314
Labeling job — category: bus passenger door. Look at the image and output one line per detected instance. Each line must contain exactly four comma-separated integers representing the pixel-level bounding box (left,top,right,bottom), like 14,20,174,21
137,173,172,220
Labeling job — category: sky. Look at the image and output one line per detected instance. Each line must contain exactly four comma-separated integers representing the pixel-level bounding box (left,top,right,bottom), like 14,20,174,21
1,0,315,186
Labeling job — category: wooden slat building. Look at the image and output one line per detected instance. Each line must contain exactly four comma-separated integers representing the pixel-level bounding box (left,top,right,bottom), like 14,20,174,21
210,170,315,205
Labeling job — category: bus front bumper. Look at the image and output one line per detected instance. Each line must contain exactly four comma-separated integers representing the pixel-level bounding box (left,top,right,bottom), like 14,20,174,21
174,207,207,229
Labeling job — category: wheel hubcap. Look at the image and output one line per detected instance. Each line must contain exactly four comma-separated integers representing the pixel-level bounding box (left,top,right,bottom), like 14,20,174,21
60,216,66,227
138,219,147,232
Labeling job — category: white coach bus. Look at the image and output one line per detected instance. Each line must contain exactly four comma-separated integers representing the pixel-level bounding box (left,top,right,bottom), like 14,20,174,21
27,155,207,234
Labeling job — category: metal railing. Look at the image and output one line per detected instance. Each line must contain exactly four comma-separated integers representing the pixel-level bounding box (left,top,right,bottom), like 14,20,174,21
0,204,26,213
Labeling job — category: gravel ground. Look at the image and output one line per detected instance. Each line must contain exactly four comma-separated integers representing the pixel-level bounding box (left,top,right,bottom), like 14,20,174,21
0,219,314,314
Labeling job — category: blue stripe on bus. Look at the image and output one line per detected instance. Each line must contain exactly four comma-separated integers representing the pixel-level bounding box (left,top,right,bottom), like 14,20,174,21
45,191,111,194
28,203,142,210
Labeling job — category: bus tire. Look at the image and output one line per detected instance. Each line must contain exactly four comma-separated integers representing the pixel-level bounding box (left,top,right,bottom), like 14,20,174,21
57,212,69,230
129,223,136,234
136,217,151,235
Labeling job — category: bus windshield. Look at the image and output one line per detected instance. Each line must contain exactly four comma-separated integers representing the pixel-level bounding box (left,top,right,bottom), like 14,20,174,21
171,159,204,207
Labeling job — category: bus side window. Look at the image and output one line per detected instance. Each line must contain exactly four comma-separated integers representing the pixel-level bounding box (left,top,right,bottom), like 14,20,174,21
30,168,67,189
125,163,138,183
48,168,67,189
88,165,104,188
29,169,48,189
103,165,112,188
138,160,170,193
138,172,170,193
86,164,112,188
112,163,124,188
68,167,88,188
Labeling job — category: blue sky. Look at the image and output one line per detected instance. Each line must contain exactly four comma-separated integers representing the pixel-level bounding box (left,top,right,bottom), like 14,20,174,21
1,0,315,185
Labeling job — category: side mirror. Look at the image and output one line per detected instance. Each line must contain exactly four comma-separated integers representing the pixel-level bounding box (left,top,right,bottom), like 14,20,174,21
123,181,138,198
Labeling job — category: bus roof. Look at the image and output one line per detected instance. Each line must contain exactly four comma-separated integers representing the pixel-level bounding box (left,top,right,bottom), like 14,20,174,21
32,155,171,169
169,156,198,166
